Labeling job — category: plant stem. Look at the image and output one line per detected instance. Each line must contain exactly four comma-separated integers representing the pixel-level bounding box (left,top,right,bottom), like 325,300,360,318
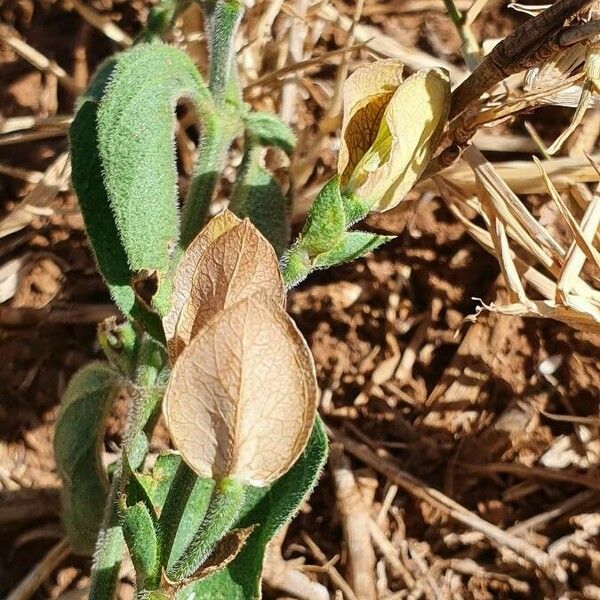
89,337,167,600
205,0,244,104
166,478,246,581
180,118,229,247
179,0,246,246
89,505,124,600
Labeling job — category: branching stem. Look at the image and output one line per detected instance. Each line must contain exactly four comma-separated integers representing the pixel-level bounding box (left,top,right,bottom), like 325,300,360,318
89,338,166,600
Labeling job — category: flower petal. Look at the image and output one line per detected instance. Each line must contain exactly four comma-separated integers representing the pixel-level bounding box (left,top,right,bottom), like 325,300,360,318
357,68,451,211
338,59,404,185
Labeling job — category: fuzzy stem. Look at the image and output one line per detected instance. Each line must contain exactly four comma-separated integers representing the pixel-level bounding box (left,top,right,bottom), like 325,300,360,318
89,338,166,600
180,0,245,246
166,478,245,582
204,0,244,104
89,503,124,600
180,118,229,247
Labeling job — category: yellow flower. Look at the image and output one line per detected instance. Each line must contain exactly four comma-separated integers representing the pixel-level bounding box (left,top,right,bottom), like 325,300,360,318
338,59,450,212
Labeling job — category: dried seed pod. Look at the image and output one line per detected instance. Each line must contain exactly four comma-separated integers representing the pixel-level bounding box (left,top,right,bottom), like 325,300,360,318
174,218,285,358
163,210,240,360
163,295,317,486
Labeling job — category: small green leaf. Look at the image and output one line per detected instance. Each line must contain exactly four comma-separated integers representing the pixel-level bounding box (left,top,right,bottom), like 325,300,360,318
168,478,246,582
122,453,159,517
313,231,394,269
244,112,295,154
176,417,328,599
121,501,161,589
298,176,346,255
229,141,290,256
97,319,138,377
135,452,182,511
280,245,312,289
54,362,120,555
166,472,215,570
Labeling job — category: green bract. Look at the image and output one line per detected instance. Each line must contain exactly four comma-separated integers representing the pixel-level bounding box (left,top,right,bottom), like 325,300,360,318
54,362,120,555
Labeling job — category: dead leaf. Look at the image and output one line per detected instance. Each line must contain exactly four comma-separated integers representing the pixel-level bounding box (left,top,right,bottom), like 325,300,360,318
163,210,241,361
180,218,285,349
190,526,256,580
163,294,317,486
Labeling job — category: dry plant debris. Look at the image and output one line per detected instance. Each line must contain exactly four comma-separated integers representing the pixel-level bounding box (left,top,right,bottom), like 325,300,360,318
1,0,600,599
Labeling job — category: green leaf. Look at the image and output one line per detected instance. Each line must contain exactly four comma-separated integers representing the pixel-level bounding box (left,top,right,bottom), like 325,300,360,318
177,416,328,600
313,231,394,269
280,244,312,289
165,472,215,571
122,452,159,517
298,176,346,255
244,112,295,154
96,43,213,310
69,101,163,338
54,362,120,555
78,57,117,105
97,319,139,377
229,141,290,256
168,478,246,581
157,460,216,572
121,501,161,589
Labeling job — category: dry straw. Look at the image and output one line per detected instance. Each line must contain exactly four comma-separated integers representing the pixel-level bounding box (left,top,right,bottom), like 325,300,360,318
437,147,600,333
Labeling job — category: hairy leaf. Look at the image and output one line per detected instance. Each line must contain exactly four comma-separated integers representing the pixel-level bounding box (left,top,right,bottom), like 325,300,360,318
163,295,317,486
54,362,120,555
70,102,161,335
297,176,346,255
167,478,246,581
135,452,182,511
97,43,213,308
120,502,161,589
313,231,394,269
165,472,215,570
176,417,328,600
244,112,295,154
78,57,117,105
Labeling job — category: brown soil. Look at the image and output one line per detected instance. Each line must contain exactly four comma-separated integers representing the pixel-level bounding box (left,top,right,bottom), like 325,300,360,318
1,1,599,599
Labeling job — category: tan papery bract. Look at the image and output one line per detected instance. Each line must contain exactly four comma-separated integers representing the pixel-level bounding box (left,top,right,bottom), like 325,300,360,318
163,210,240,361
163,295,317,486
367,69,450,211
169,216,285,361
185,218,285,343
